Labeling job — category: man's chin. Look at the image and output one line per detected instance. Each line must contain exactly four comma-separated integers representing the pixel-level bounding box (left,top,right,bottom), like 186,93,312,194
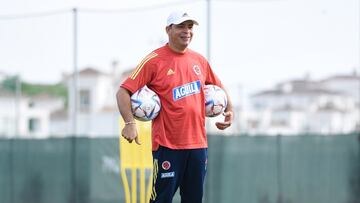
181,41,191,47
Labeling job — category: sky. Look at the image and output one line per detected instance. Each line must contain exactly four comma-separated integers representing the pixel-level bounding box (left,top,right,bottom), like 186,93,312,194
0,0,359,104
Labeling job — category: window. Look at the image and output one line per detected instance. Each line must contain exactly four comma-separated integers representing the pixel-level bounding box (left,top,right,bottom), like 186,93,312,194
28,118,40,133
28,101,35,108
79,89,91,112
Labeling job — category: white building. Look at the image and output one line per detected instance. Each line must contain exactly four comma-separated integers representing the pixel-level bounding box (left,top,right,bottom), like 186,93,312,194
249,72,360,135
59,67,124,137
2,67,357,137
321,71,360,103
0,66,137,138
0,88,65,138
0,89,21,137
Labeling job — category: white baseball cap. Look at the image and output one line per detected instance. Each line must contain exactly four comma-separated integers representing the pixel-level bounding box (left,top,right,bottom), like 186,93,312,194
166,11,199,26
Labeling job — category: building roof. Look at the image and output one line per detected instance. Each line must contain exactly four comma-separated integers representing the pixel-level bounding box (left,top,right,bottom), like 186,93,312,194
276,79,322,90
252,88,342,97
62,67,109,81
316,105,346,113
78,67,106,76
251,74,349,98
322,75,360,82
321,71,360,82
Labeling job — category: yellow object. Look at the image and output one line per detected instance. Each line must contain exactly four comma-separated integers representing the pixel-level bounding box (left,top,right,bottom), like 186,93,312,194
119,119,153,203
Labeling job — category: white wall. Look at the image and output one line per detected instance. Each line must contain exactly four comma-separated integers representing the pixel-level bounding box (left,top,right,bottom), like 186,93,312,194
65,70,120,137
49,118,69,137
250,88,359,135
322,78,360,103
0,95,66,138
75,112,119,137
24,108,49,138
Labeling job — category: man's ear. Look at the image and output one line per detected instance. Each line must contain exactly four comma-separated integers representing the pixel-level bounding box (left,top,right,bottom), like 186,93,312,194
166,25,171,34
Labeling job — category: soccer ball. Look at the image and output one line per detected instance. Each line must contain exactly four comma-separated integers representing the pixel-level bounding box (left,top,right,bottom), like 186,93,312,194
131,86,161,121
204,85,227,117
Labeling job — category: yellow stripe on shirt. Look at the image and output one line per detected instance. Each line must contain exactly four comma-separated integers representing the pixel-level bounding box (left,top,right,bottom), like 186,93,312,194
130,52,158,80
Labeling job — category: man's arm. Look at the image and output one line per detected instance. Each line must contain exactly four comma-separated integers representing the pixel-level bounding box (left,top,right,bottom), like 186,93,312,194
215,87,234,130
116,87,140,145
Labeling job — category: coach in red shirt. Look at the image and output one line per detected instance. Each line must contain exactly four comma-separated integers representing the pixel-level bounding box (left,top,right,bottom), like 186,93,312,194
117,11,233,203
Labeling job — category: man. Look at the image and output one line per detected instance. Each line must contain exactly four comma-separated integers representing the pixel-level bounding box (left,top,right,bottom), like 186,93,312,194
116,11,233,203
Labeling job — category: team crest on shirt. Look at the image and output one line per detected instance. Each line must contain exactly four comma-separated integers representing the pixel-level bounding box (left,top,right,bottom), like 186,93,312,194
193,65,201,75
162,161,171,170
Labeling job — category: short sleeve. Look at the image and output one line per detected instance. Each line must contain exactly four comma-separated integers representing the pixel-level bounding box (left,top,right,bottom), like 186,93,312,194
121,52,158,93
204,59,223,87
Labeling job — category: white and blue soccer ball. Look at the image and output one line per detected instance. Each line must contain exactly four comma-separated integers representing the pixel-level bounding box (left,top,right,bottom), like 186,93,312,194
204,85,227,117
131,86,161,121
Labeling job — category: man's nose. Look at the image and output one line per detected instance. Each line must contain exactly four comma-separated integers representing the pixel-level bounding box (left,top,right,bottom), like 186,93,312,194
183,27,191,33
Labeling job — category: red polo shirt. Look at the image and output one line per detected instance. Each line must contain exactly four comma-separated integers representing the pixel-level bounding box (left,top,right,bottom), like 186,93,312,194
121,44,222,150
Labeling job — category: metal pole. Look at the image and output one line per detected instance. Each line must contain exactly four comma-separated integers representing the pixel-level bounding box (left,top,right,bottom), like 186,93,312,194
206,0,211,63
15,74,21,137
10,138,14,203
72,8,78,203
73,8,78,136
276,134,283,203
204,1,211,202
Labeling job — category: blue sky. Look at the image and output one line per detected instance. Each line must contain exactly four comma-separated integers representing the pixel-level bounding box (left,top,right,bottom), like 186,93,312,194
0,0,358,103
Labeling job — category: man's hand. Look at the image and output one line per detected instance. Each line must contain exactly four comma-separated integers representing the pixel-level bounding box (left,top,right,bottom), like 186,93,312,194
121,124,141,145
215,111,233,130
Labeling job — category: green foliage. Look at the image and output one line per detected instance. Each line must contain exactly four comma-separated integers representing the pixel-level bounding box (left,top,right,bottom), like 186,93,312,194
1,76,18,92
21,82,67,98
1,76,67,99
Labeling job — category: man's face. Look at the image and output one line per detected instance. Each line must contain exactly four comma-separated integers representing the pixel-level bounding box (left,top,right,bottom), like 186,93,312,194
167,20,194,50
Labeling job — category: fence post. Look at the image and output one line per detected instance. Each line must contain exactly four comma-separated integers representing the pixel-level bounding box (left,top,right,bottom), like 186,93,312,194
276,134,283,203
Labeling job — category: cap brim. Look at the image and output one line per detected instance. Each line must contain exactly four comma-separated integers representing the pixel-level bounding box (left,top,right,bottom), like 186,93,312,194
169,17,199,26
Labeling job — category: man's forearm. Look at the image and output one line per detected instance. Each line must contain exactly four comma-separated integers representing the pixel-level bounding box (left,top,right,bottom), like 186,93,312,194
222,87,233,113
116,87,135,122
